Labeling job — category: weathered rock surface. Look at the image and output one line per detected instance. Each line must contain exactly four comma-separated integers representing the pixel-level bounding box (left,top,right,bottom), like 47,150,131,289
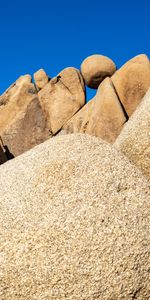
0,75,50,156
38,67,85,134
0,74,34,106
115,88,150,179
86,77,127,142
62,97,95,133
0,134,149,300
62,78,127,143
1,97,50,157
112,54,150,116
81,54,116,89
34,68,49,90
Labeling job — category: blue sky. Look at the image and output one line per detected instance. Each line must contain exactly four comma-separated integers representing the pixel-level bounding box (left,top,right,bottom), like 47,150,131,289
0,0,149,100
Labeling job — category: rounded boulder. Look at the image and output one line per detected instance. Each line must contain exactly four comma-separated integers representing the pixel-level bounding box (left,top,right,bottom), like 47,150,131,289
81,54,116,89
0,134,149,299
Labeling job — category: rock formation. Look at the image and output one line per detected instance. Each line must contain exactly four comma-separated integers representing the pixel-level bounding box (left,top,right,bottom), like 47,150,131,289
0,52,150,299
0,75,50,157
34,68,49,90
38,67,85,134
81,54,116,88
115,88,150,179
62,97,95,134
0,53,149,163
111,54,150,116
86,77,127,142
0,134,149,299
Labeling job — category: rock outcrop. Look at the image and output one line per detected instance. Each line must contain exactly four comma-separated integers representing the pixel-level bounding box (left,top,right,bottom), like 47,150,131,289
62,97,95,133
62,77,127,143
1,97,50,157
111,54,150,116
0,134,149,300
34,68,49,90
86,77,127,142
0,53,149,161
38,67,85,134
0,75,50,156
115,88,150,179
81,54,116,89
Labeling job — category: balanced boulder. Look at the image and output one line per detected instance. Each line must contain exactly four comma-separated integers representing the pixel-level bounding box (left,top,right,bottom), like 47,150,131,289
0,134,149,300
115,88,150,179
81,54,116,89
38,67,85,134
111,54,150,116
34,68,49,90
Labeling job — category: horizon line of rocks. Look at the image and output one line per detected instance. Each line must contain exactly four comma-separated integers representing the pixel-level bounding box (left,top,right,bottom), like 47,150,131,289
0,53,150,164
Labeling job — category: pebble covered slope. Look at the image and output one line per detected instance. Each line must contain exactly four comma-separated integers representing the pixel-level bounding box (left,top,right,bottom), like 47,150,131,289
0,134,150,299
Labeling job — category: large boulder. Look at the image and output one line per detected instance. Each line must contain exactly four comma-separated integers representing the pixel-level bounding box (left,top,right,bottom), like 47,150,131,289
115,88,150,179
38,67,85,134
0,74,33,106
34,68,49,90
86,77,127,142
0,134,149,300
81,54,116,89
1,97,50,157
0,75,50,156
61,77,127,143
111,54,150,116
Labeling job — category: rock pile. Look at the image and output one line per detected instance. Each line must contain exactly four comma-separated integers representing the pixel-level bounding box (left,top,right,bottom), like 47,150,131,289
0,134,150,299
0,53,149,163
0,53,150,299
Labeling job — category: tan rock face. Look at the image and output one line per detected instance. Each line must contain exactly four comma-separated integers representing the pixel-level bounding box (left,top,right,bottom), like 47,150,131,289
62,98,95,134
1,97,50,157
0,134,149,300
115,88,150,179
0,75,50,157
61,78,127,143
112,54,150,116
34,68,49,90
86,77,127,142
81,54,116,89
38,67,85,134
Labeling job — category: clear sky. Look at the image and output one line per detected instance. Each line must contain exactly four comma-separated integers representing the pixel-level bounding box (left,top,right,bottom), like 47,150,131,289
0,0,149,100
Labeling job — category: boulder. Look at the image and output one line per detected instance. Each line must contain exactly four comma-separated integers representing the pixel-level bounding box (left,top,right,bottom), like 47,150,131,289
0,74,33,106
81,54,116,89
38,67,85,134
0,75,50,156
86,77,127,142
34,68,49,90
115,88,150,179
0,134,149,300
1,97,50,157
111,54,150,116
